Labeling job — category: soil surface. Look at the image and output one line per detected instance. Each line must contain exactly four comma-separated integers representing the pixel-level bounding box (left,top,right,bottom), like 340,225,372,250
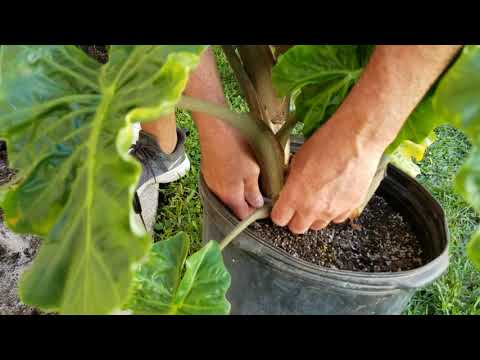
252,195,425,272
0,141,41,314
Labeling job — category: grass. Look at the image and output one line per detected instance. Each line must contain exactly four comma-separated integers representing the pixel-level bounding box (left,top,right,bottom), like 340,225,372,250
405,125,480,315
153,46,480,315
153,46,249,249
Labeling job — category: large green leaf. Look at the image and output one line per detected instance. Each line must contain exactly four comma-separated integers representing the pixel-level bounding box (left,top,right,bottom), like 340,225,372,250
432,45,480,270
272,45,371,96
454,150,480,271
126,232,231,315
434,45,480,142
0,45,207,314
294,77,355,137
456,149,480,269
455,147,480,214
467,229,480,270
272,45,373,137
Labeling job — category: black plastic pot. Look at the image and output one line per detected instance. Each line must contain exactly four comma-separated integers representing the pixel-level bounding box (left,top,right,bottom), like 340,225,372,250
199,137,449,315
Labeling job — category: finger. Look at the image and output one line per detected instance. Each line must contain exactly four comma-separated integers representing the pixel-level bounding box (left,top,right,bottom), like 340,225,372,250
311,219,330,231
271,198,295,227
288,213,315,235
244,177,264,208
229,199,254,220
221,187,253,221
231,199,255,220
332,210,352,224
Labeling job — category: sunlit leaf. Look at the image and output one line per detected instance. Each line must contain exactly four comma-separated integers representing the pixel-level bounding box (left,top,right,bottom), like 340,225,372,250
0,45,207,314
127,233,231,315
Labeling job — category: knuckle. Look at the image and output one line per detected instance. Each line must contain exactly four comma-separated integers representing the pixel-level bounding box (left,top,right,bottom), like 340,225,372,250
311,222,326,230
222,192,240,207
299,202,316,216
250,167,260,177
320,208,335,219
271,210,287,227
289,223,307,235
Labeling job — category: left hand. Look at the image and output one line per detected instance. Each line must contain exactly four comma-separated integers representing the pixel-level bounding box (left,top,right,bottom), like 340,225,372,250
271,116,384,234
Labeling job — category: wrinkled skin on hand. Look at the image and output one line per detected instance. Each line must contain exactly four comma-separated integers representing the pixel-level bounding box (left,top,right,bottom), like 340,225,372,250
271,118,383,234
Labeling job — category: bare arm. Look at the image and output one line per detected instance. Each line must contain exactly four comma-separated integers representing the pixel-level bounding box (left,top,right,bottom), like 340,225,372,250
271,45,462,234
184,47,265,219
334,45,462,152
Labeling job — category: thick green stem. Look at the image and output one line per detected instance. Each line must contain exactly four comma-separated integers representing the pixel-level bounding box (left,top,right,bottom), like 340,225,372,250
221,45,267,126
275,112,298,166
219,204,272,251
177,96,285,199
276,113,298,150
236,45,289,128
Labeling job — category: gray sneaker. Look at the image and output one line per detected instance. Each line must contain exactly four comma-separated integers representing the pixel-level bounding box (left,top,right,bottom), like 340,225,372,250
130,128,190,233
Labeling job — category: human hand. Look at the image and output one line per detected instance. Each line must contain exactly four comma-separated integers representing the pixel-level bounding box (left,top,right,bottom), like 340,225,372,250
271,116,384,234
200,126,264,220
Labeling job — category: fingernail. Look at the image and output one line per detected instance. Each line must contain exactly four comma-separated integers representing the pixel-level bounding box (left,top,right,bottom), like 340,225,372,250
254,195,264,208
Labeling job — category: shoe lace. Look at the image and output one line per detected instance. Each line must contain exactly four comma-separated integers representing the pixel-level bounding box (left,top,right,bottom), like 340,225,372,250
130,141,163,184
130,141,161,232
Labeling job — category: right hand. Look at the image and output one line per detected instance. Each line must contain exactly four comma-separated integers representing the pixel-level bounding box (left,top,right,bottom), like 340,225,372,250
200,127,264,220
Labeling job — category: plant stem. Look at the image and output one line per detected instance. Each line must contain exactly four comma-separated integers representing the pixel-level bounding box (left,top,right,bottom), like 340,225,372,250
352,154,391,218
236,45,289,128
276,113,298,150
219,204,272,251
177,96,285,199
221,45,267,126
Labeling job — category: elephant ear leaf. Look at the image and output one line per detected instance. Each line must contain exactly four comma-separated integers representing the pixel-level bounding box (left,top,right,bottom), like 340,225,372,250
272,45,372,138
0,45,207,314
127,232,231,315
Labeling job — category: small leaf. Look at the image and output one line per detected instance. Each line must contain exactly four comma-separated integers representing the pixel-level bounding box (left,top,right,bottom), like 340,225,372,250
390,133,436,178
272,45,370,138
272,45,369,96
127,233,231,315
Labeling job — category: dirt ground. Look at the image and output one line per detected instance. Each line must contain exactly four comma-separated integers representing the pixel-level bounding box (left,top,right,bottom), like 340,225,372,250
0,141,41,315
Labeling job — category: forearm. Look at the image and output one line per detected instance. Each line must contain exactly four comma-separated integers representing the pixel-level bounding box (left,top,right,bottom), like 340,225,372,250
183,47,239,143
326,45,463,153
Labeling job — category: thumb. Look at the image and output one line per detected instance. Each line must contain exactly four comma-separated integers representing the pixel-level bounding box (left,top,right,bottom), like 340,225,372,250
244,176,264,208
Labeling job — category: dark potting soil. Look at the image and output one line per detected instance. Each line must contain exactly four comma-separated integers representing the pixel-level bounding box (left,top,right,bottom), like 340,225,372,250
251,195,425,272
